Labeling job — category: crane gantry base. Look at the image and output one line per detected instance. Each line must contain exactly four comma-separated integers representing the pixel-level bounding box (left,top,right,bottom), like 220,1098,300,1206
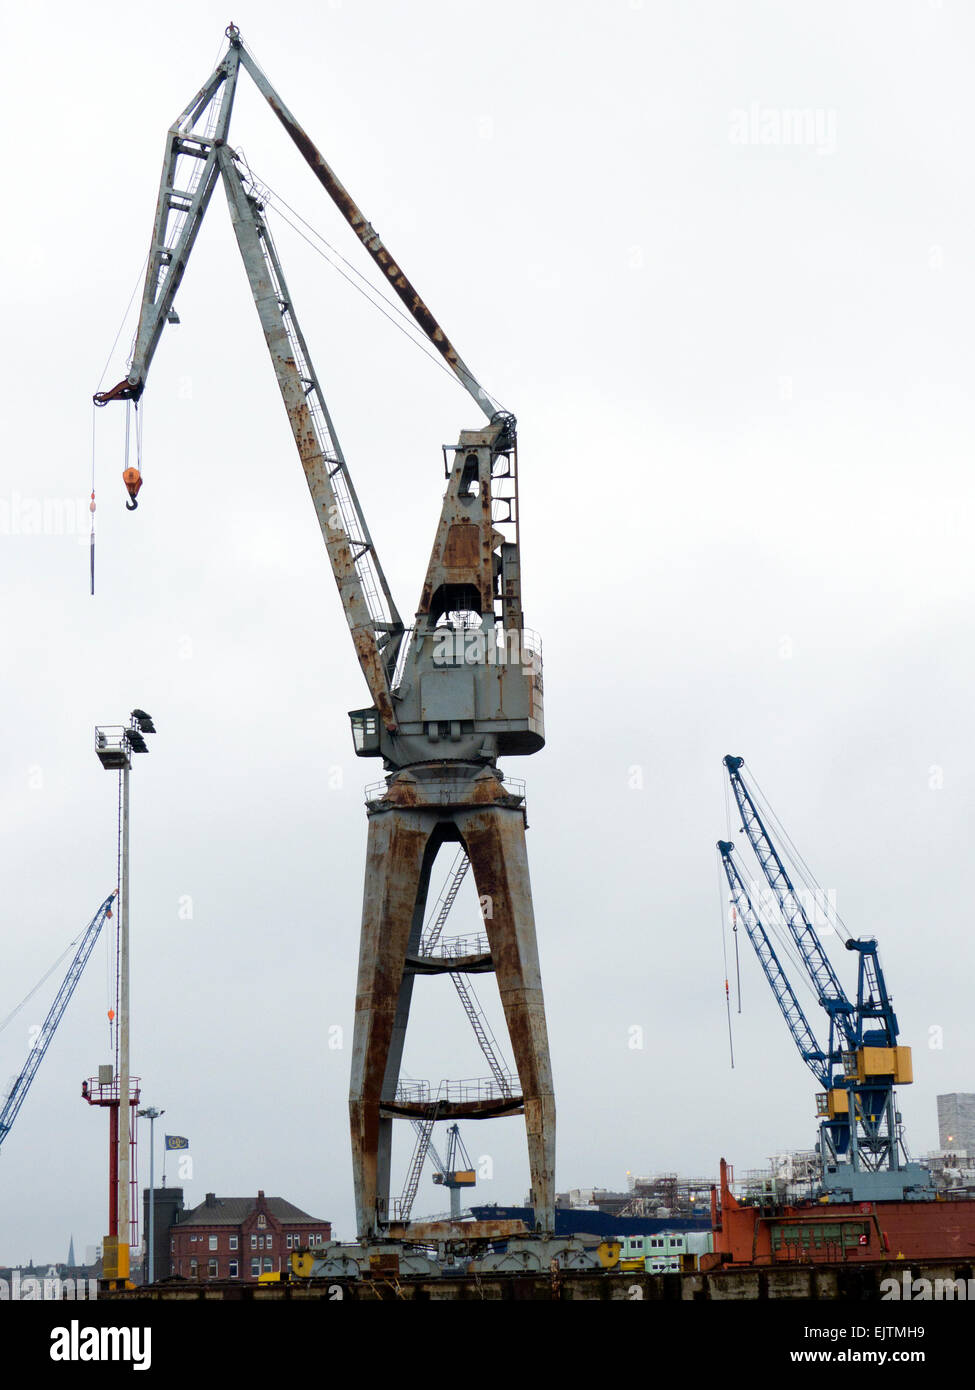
349,764,555,1239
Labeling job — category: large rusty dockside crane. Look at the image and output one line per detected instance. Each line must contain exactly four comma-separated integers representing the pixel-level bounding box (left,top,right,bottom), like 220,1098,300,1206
94,26,554,1238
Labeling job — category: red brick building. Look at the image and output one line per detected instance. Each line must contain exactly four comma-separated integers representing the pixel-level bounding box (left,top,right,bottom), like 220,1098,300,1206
169,1190,331,1281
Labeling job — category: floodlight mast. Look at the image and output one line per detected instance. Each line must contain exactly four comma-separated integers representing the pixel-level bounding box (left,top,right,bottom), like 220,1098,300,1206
92,28,553,1241
93,710,156,1285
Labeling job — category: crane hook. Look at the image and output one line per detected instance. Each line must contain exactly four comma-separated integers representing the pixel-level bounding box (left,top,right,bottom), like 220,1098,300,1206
123,466,142,511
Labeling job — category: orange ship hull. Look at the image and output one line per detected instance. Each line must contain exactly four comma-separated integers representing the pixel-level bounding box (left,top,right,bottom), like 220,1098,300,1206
706,1159,975,1269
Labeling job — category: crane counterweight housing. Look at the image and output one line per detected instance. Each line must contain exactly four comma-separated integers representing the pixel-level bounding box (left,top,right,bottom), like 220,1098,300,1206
353,423,544,768
92,27,555,1239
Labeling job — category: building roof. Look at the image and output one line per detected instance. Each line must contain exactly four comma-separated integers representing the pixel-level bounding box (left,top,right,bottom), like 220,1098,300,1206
176,1191,329,1229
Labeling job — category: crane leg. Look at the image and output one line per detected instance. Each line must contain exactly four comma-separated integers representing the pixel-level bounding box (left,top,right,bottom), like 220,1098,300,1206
349,810,433,1240
349,778,555,1241
457,804,556,1234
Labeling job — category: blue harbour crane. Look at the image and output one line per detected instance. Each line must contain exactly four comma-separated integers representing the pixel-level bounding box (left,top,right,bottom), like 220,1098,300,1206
400,1119,477,1223
0,894,116,1151
717,756,931,1202
431,1124,478,1220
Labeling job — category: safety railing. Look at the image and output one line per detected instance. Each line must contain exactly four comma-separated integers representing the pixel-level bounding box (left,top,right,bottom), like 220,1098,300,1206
394,1077,519,1106
365,773,526,809
418,933,490,960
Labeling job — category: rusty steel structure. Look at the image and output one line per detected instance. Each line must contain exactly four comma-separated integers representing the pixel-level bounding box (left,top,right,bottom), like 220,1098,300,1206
94,26,555,1238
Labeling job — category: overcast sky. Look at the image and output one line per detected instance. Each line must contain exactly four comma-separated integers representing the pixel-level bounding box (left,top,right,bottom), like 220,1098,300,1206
2,0,974,1262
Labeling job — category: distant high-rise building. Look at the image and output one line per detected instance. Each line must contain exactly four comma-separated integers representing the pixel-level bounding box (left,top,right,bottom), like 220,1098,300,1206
67,1235,75,1267
937,1094,975,1153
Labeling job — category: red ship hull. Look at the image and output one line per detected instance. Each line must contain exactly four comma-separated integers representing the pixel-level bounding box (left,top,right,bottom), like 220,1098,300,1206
707,1159,975,1268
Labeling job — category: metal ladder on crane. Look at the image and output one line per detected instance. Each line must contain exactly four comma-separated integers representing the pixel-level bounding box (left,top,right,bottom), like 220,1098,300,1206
450,974,514,1097
420,851,514,1095
397,1108,441,1222
396,852,516,1220
419,850,470,954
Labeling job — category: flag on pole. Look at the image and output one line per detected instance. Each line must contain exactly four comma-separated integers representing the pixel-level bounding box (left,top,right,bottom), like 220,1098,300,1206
164,1135,189,1150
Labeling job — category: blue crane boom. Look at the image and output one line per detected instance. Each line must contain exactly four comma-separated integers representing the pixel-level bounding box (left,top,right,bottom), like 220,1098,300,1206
717,841,831,1089
0,893,116,1151
717,757,926,1197
723,755,857,1050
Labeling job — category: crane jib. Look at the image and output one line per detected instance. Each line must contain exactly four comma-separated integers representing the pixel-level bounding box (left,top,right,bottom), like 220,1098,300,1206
0,894,116,1150
722,755,855,1041
718,841,832,1090
89,30,515,730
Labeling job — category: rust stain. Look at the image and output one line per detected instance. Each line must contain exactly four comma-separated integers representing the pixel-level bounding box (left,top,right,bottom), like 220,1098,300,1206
443,521,480,571
388,1219,528,1242
385,779,419,808
470,778,503,805
269,98,464,376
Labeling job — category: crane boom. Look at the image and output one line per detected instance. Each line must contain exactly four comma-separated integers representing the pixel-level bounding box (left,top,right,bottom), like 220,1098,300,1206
96,49,242,403
723,755,856,1047
0,894,116,1150
93,39,404,727
92,24,537,754
95,25,508,438
218,147,404,724
717,841,831,1089
233,39,501,430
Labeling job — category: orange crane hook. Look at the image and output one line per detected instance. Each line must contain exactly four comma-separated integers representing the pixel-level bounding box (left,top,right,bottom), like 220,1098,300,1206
122,467,142,511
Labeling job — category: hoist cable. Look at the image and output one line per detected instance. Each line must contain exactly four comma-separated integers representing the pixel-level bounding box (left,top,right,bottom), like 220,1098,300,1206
89,405,97,597
94,253,149,393
719,758,825,1019
244,161,507,416
262,176,456,352
0,937,82,1038
236,33,481,391
89,249,147,590
264,194,468,391
716,854,734,1069
747,765,852,946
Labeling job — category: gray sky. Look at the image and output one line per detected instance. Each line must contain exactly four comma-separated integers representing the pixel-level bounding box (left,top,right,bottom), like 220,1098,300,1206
2,0,974,1261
